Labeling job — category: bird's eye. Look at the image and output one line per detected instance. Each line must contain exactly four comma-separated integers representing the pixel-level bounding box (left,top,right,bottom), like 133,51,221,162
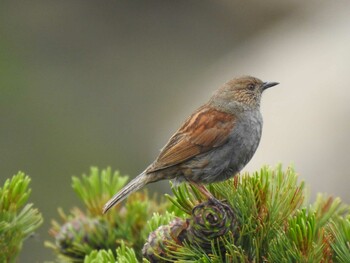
247,84,255,90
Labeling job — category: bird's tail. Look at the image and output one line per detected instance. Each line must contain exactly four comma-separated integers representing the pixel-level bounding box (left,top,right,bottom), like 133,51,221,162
102,171,149,214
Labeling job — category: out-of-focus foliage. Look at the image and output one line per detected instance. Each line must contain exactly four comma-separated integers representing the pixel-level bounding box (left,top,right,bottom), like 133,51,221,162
0,172,43,263
84,241,149,263
45,167,168,262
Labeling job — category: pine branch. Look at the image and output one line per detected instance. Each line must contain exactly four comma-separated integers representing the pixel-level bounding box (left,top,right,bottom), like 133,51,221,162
44,165,350,263
143,165,350,262
84,241,147,263
0,172,43,263
328,216,350,262
46,167,168,262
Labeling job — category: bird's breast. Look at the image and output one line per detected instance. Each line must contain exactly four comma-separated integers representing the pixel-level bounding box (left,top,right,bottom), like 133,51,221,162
226,110,263,171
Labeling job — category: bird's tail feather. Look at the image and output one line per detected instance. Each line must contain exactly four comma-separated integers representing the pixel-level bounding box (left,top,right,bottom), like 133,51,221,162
103,171,149,214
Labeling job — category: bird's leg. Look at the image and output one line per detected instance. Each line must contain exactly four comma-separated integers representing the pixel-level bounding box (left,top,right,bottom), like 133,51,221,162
190,182,222,203
190,182,214,199
190,182,229,208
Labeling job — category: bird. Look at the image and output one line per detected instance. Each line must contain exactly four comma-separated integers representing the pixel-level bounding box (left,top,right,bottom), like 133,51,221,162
103,76,279,213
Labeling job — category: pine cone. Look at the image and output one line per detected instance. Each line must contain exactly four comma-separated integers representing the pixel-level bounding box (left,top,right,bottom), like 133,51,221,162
143,199,235,261
187,199,235,252
142,217,188,262
55,216,108,259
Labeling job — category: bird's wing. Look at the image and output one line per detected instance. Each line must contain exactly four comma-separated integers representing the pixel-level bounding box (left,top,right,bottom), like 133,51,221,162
146,106,236,173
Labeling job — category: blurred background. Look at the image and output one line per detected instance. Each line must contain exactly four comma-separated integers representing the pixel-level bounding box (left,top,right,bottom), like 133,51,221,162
1,0,350,261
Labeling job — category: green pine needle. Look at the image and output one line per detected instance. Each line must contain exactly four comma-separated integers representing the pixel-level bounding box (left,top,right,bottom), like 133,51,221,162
47,167,168,262
45,165,350,262
72,167,129,216
328,216,350,262
0,171,43,263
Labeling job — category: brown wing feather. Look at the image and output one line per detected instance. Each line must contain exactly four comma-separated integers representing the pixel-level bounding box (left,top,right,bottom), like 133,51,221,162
146,106,236,173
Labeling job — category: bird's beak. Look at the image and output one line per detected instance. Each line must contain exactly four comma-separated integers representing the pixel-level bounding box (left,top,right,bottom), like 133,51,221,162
262,81,279,91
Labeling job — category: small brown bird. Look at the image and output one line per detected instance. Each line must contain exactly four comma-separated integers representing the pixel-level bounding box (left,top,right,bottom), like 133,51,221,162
103,76,278,213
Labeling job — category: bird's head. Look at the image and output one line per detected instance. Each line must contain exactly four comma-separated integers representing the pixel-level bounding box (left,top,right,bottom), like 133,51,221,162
210,76,279,111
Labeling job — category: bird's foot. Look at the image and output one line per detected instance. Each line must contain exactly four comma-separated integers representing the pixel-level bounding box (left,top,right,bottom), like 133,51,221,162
208,196,230,209
190,182,228,207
